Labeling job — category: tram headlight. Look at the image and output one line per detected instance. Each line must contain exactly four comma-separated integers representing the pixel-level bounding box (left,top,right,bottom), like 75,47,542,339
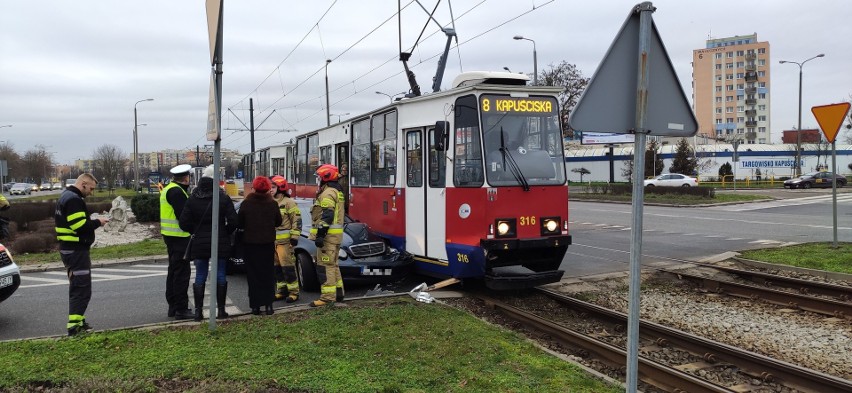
541,216,560,235
494,218,516,238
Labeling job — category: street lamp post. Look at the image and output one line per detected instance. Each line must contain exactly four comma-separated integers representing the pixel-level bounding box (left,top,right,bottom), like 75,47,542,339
513,35,537,85
133,98,154,192
329,113,349,124
779,54,824,176
375,91,406,104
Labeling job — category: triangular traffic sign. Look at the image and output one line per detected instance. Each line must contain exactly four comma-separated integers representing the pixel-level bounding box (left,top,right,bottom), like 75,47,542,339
569,5,697,137
811,103,851,143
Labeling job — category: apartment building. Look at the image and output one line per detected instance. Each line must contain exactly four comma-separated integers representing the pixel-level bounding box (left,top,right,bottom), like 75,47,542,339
692,33,770,144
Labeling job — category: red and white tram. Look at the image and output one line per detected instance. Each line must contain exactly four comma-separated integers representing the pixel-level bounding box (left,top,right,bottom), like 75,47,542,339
246,71,571,289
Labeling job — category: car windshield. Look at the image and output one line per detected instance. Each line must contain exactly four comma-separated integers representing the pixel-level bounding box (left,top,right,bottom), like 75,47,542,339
480,94,566,187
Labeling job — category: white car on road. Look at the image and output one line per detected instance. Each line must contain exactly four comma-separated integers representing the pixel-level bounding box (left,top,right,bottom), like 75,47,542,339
644,173,698,187
0,245,20,305
9,183,31,195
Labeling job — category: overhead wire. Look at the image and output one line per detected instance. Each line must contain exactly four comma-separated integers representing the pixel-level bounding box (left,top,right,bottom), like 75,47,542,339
224,0,554,153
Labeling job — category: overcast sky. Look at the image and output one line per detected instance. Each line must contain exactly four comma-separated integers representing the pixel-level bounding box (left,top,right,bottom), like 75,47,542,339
1,0,850,164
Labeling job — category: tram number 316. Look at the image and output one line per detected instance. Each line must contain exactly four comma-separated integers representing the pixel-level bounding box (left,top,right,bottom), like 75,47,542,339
456,253,470,263
519,216,536,226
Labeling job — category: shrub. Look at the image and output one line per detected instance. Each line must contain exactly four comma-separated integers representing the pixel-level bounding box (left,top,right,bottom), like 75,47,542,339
12,233,56,254
131,194,160,222
645,185,715,198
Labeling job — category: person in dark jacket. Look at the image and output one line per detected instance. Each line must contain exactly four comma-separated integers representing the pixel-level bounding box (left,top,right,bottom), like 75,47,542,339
238,176,282,315
179,168,238,321
54,173,108,336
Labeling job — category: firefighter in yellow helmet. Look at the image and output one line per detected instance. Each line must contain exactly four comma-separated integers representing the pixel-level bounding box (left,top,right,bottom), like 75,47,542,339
309,164,345,307
270,175,302,302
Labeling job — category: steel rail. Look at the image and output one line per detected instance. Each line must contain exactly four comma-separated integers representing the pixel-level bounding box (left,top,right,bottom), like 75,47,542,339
704,265,852,301
476,294,733,393
537,288,852,393
671,270,851,319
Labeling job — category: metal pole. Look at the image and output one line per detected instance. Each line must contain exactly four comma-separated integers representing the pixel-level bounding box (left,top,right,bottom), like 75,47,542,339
532,43,538,85
831,141,837,248
627,3,654,392
796,65,802,176
133,107,138,192
209,59,223,330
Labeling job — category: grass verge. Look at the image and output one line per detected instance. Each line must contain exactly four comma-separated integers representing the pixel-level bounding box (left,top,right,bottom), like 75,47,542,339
0,298,620,393
739,242,852,274
12,239,166,266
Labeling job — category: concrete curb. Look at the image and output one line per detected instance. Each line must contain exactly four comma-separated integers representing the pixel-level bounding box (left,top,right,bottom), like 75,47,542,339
18,255,168,274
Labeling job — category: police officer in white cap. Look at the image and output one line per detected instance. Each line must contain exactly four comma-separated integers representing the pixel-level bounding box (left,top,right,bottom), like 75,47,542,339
160,164,194,320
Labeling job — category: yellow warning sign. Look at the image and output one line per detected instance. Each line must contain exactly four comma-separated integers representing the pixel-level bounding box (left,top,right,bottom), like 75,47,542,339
811,103,851,143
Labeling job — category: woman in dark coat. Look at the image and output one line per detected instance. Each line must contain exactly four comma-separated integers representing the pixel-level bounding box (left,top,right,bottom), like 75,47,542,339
179,173,238,321
238,176,282,315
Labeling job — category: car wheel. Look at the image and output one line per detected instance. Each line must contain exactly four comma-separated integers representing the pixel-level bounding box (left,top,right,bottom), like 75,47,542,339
838,180,846,188
802,182,811,189
681,184,690,187
295,251,320,292
645,184,655,187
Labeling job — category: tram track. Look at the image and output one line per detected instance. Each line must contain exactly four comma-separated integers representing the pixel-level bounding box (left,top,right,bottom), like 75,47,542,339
663,268,852,319
466,290,852,393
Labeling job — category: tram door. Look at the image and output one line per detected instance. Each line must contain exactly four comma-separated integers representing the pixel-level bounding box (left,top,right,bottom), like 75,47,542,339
404,129,426,255
405,127,447,261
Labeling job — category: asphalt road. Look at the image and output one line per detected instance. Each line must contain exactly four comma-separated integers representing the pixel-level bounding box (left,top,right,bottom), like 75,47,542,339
2,187,849,341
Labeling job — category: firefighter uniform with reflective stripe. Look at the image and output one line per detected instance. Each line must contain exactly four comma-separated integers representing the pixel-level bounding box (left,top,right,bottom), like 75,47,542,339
160,181,192,318
274,194,302,301
54,185,102,334
310,182,345,305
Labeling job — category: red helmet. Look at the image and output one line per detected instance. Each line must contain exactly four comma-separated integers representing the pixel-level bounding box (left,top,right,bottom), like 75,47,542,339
270,175,287,189
315,164,340,182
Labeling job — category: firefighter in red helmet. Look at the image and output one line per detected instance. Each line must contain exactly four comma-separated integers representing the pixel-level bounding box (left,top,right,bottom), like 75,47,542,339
270,175,302,302
309,164,345,307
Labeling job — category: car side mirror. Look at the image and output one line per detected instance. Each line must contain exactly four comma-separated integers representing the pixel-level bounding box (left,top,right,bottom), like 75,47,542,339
434,121,450,151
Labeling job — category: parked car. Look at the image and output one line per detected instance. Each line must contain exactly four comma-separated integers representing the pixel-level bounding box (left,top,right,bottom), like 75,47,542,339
0,244,21,305
2,183,13,192
228,200,413,290
9,183,31,195
52,183,62,190
643,173,698,187
30,184,40,193
783,172,847,189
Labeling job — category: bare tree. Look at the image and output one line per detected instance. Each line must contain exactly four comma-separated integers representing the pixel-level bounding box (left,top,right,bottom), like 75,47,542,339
92,144,127,190
0,142,23,181
21,145,53,186
537,61,589,139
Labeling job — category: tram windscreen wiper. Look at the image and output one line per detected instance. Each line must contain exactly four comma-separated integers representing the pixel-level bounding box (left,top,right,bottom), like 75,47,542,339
499,128,530,191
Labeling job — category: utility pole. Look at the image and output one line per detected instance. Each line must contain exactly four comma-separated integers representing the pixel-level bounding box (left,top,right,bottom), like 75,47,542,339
249,98,256,154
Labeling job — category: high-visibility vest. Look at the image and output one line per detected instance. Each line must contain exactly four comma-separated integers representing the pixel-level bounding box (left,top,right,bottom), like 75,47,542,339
160,182,190,238
310,184,344,245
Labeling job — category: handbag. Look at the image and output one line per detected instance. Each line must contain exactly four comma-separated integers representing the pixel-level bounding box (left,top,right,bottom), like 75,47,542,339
181,201,212,261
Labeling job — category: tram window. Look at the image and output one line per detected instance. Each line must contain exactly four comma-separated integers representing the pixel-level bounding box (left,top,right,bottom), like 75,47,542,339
453,95,483,187
351,119,371,186
371,110,398,187
428,128,446,188
319,146,332,165
296,137,307,184
406,130,422,187
308,134,319,180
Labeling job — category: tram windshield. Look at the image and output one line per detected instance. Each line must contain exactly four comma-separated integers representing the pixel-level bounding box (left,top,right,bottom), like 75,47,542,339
479,94,566,187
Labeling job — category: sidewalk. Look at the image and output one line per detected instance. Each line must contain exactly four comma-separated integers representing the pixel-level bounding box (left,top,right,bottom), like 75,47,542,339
18,255,168,274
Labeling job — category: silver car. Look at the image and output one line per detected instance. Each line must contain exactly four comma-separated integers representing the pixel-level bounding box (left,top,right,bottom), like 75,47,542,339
9,183,31,195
